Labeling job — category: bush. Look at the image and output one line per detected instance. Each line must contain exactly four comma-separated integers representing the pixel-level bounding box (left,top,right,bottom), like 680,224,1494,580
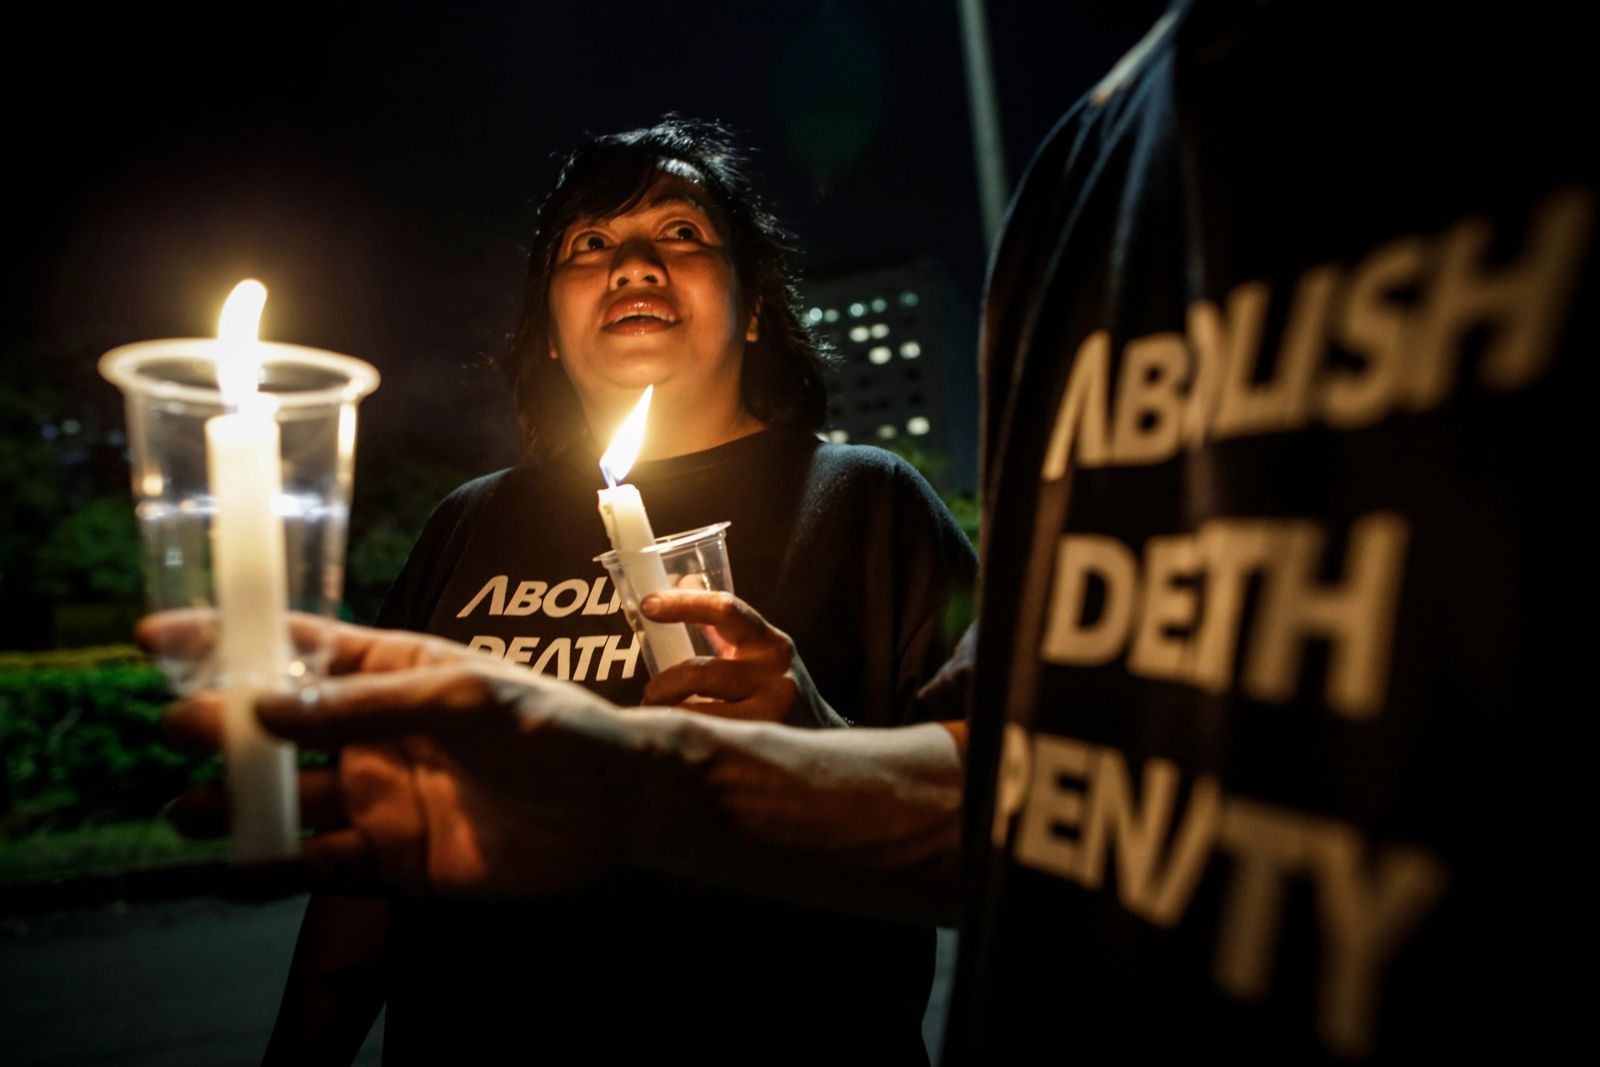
35,495,143,602
0,646,215,832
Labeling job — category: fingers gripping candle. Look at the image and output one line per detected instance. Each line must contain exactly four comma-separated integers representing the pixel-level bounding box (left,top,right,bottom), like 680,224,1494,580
596,387,696,671
207,280,298,862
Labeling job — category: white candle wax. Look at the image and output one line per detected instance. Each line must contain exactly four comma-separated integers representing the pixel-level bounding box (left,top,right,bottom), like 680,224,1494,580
597,483,696,669
206,404,299,862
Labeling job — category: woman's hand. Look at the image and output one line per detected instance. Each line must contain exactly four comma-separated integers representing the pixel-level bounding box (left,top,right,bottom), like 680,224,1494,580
639,590,850,727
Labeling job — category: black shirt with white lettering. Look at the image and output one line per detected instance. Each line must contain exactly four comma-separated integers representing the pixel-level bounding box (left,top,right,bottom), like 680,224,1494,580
377,425,976,1064
949,1,1592,1061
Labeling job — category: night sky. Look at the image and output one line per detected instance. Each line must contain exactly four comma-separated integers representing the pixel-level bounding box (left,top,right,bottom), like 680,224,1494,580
8,1,1167,471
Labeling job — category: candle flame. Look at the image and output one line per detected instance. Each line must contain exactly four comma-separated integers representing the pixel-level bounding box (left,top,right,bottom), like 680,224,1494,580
216,279,268,408
599,386,653,486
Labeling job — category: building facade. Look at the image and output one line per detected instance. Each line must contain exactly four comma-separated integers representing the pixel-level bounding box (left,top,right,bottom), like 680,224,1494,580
801,257,978,492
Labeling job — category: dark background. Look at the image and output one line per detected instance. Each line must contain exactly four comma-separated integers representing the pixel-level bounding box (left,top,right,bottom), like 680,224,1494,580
1,0,1166,647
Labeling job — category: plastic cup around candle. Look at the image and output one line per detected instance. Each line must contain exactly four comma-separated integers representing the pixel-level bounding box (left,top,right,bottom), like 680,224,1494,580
595,521,734,677
99,340,380,692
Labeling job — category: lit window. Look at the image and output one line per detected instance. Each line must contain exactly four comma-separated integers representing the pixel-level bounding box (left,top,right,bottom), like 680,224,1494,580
908,416,931,436
849,325,870,343
869,322,889,339
899,341,922,359
827,429,850,443
824,308,840,322
868,346,892,365
870,297,888,313
899,290,919,307
806,307,824,324
876,424,898,439
848,302,866,317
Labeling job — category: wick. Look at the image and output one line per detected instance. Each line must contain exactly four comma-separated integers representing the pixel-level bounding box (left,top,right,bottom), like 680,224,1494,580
601,464,618,489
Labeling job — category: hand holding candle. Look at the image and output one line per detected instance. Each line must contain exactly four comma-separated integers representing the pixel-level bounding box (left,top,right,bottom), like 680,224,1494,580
596,387,697,671
100,279,380,864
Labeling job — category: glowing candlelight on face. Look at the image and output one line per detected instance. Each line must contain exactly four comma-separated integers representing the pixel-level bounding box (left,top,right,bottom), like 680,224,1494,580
596,387,695,671
206,278,298,862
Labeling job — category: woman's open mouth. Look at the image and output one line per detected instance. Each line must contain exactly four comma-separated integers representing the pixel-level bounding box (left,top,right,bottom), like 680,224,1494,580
604,295,680,333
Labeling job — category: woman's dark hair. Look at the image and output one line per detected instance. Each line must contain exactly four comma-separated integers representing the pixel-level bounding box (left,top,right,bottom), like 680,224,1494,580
504,117,830,460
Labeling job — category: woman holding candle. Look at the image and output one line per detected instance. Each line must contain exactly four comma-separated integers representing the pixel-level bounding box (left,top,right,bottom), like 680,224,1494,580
270,117,975,1065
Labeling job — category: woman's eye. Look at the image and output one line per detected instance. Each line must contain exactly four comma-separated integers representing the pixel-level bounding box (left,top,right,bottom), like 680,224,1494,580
570,232,607,253
663,222,702,242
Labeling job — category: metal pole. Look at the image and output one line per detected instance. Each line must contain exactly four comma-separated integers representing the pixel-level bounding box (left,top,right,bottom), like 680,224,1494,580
957,0,1008,248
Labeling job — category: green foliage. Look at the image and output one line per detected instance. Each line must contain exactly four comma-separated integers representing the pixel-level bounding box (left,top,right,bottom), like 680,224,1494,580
36,494,143,601
0,818,223,880
0,645,146,671
0,367,62,516
0,369,64,614
0,653,215,832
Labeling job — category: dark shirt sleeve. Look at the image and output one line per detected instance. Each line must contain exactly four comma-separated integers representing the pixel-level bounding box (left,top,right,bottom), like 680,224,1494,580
886,453,979,726
914,620,977,722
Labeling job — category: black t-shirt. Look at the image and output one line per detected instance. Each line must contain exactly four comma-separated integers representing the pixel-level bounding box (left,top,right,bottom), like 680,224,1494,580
377,425,976,1064
950,2,1591,1062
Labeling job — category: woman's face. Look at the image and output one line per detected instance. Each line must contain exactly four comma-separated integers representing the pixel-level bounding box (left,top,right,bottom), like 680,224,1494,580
546,172,757,428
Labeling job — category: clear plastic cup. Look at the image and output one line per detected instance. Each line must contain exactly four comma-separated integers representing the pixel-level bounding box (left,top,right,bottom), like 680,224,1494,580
595,521,733,677
99,338,380,693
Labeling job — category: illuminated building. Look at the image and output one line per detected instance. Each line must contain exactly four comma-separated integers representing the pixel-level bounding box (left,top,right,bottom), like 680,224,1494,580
802,257,978,492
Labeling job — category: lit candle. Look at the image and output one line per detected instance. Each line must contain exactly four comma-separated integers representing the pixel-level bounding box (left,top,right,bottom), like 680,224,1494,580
596,387,695,670
206,279,298,862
